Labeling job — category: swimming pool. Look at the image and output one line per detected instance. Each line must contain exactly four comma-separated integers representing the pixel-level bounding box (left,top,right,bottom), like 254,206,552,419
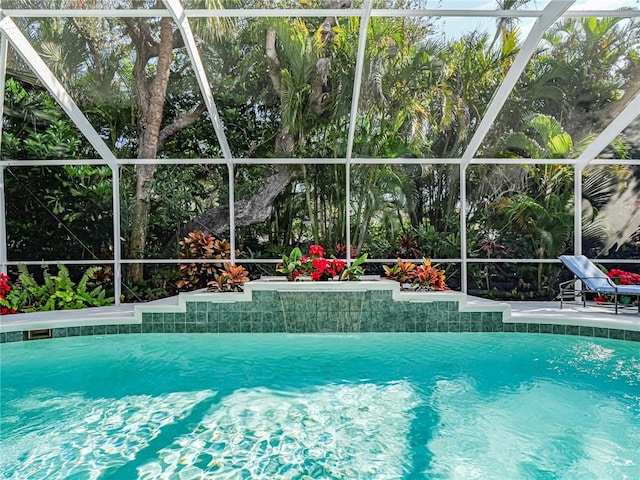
1,333,639,479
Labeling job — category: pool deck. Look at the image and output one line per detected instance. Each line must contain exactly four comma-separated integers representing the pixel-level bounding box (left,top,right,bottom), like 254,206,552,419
1,294,639,334
505,300,640,332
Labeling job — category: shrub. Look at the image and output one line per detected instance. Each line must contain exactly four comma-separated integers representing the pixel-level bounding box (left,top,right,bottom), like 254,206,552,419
177,231,239,290
383,258,448,291
207,264,250,292
3,264,114,312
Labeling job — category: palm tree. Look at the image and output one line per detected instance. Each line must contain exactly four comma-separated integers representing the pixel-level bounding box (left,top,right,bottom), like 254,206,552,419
490,114,588,293
489,0,532,51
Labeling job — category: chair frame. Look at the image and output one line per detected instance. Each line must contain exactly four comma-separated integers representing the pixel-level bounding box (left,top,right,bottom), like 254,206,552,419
558,255,640,315
558,278,637,314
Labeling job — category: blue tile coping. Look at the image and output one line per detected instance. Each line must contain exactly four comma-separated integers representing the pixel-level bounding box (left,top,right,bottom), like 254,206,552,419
1,278,639,343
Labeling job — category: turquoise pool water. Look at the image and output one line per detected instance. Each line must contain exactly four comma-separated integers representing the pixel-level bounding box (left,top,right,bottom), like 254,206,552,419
1,333,639,479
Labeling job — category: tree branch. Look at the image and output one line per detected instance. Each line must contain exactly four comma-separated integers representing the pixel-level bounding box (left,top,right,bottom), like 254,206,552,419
122,17,141,48
124,17,156,113
143,17,174,142
265,27,282,96
182,165,296,236
138,18,160,60
157,104,207,150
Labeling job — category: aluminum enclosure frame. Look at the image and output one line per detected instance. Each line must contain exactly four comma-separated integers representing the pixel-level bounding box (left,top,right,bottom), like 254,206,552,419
1,2,639,304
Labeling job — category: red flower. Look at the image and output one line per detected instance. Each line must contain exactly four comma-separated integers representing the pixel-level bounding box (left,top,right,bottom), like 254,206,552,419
309,245,325,257
607,268,640,285
310,271,323,281
0,273,11,295
332,259,346,273
593,296,606,304
312,257,330,272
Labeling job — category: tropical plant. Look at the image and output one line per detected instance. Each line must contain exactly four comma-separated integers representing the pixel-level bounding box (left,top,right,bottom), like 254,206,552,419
2,78,115,262
276,244,367,281
309,256,347,281
338,253,368,281
413,259,448,291
607,268,640,286
582,166,640,255
0,274,18,315
382,258,417,284
276,246,305,281
207,264,250,292
593,267,640,307
4,1,640,304
384,258,448,291
496,114,592,160
496,187,573,294
483,116,585,295
177,231,238,290
5,264,114,312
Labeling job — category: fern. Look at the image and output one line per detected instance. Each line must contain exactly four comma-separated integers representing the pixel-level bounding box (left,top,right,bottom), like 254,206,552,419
10,264,114,312
77,266,100,295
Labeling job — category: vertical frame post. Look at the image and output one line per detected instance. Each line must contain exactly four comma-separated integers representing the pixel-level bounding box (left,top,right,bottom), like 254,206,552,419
0,34,9,276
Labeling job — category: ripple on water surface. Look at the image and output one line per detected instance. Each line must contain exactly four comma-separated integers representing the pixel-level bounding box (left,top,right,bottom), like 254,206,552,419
1,333,639,479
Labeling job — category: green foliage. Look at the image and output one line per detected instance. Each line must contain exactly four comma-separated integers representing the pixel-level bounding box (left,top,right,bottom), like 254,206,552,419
121,268,176,303
276,246,304,281
339,253,368,281
9,264,114,312
3,78,115,261
495,114,593,160
4,7,639,301
363,223,461,261
5,163,114,261
2,78,90,159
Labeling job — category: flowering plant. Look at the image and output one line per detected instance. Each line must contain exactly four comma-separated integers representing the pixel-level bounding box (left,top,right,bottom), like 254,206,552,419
277,245,367,281
0,273,17,315
607,268,640,285
591,268,639,307
335,243,357,259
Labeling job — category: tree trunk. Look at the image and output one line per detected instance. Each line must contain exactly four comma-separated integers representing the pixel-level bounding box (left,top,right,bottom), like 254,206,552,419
124,17,175,284
127,163,156,282
135,2,355,271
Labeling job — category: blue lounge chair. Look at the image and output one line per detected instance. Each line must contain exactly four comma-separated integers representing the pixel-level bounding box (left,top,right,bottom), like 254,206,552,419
559,255,640,314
